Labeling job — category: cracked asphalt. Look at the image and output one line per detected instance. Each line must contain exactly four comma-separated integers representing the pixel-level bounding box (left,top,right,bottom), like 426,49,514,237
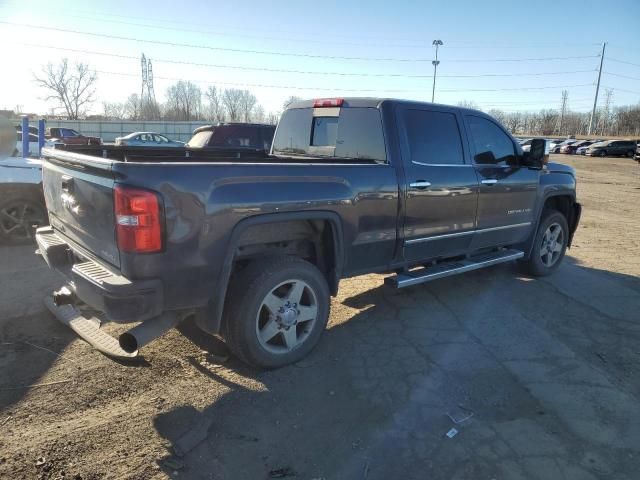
0,154,639,479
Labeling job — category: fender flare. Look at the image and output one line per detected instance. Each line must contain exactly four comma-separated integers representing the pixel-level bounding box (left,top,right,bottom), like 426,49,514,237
522,192,579,259
197,210,345,334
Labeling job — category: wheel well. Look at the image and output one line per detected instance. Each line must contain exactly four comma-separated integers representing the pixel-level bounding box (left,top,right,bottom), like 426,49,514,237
543,195,572,221
543,194,579,245
232,219,339,294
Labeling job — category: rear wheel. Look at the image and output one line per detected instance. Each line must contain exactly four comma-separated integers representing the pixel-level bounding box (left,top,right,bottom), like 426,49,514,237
598,150,607,157
519,210,569,277
0,195,46,244
626,150,634,158
222,256,330,368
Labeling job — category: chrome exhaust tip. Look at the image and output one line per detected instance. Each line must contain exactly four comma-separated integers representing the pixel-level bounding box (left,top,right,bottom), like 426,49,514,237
52,286,76,307
118,312,182,354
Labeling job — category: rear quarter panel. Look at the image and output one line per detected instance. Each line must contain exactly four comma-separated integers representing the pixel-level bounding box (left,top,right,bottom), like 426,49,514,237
112,161,399,310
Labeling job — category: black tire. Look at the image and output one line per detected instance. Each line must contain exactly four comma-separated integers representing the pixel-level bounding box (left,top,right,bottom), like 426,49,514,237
598,150,607,157
626,150,634,158
519,209,569,277
222,256,330,368
0,194,46,244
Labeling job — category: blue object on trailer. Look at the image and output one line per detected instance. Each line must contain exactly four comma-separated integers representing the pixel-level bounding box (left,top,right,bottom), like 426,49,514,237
21,116,29,157
38,119,45,156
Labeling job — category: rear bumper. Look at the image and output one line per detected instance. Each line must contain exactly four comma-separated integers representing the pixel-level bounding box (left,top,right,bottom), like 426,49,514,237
36,226,163,323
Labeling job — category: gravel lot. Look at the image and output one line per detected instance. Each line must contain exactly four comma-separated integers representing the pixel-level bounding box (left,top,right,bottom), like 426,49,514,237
1,154,639,480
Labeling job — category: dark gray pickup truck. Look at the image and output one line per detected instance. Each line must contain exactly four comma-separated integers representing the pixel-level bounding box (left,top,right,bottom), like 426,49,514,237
36,98,581,368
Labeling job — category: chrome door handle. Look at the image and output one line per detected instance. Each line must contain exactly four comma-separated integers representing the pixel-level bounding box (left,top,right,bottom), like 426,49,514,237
481,179,498,185
409,181,431,189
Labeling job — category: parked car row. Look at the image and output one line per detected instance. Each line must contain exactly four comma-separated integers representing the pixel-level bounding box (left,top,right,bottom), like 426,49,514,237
516,137,638,158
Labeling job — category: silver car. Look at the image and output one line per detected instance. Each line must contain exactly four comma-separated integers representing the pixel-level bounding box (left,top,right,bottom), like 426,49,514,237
114,132,184,147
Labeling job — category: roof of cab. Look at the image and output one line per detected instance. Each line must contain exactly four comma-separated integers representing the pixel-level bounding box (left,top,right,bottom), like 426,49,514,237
287,97,486,117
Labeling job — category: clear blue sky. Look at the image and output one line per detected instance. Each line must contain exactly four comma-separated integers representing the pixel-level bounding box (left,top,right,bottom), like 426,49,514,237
1,0,639,116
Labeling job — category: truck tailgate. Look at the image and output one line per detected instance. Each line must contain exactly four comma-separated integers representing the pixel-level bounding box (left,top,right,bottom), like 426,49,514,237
42,148,120,268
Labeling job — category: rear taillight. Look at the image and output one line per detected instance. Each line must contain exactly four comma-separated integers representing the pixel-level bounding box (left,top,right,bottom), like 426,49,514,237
313,98,344,107
114,185,162,253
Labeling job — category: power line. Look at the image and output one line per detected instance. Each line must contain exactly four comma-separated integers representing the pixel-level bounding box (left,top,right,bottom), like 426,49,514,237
94,68,595,94
479,98,593,105
439,84,593,92
1,22,601,64
444,55,598,63
24,13,432,49
1,5,606,50
608,58,640,68
25,12,606,52
0,21,436,62
601,86,640,95
17,42,597,80
94,70,417,93
604,71,640,81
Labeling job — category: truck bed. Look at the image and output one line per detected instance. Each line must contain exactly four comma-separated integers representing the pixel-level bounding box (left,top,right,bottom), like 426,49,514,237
49,143,270,162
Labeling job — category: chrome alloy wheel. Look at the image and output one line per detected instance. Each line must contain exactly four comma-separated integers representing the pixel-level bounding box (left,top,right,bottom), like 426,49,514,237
540,222,564,267
255,279,318,354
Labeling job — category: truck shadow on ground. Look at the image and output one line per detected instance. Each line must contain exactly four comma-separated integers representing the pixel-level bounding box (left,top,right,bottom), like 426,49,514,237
0,244,74,412
153,256,640,480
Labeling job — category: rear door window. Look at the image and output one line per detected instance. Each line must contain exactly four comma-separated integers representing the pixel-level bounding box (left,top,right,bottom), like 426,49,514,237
402,109,464,165
273,107,387,163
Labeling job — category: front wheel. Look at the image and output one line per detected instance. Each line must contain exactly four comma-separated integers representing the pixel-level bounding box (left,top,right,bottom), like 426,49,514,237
519,210,569,277
626,150,635,158
222,256,330,368
599,150,607,157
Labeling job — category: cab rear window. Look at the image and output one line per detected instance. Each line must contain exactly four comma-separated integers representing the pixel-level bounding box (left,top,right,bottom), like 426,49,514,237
273,107,387,163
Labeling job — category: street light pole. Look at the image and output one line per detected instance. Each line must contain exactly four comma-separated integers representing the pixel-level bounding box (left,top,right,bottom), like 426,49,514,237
432,39,443,103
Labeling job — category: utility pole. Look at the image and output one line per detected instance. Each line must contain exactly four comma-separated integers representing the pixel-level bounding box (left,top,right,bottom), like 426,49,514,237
559,90,568,136
431,40,443,103
588,42,606,136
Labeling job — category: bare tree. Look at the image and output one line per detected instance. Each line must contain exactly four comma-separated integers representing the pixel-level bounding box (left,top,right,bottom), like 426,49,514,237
205,86,225,122
538,109,558,135
239,90,257,122
123,94,141,120
222,89,244,121
140,100,161,121
34,59,97,119
504,113,521,134
282,96,302,110
102,101,125,120
164,81,202,120
457,100,479,110
266,111,280,125
252,105,265,123
487,109,507,126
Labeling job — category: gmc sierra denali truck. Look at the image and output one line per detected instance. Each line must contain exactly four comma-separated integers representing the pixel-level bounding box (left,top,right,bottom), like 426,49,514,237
36,98,581,368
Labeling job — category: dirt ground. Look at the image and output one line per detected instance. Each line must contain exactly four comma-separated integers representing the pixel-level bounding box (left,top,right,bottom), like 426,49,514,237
1,154,639,480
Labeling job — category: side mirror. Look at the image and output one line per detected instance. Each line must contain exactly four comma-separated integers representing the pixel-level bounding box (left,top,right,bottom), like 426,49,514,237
525,138,547,168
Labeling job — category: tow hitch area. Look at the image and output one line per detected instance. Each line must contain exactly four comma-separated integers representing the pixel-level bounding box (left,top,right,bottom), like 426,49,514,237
44,294,182,359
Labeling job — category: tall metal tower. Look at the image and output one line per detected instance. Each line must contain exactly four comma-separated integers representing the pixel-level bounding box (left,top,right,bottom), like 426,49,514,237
147,59,156,104
558,90,568,136
141,54,148,104
140,54,156,116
